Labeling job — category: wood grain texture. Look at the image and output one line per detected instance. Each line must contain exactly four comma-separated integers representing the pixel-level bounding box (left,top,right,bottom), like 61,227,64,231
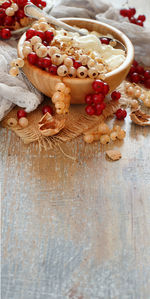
1,111,150,298
1,0,150,298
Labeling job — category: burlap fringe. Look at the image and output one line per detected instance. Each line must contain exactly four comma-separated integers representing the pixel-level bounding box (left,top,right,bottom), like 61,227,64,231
1,82,127,151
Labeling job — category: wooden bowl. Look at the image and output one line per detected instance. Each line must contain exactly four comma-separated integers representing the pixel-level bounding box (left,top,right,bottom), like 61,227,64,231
18,18,134,104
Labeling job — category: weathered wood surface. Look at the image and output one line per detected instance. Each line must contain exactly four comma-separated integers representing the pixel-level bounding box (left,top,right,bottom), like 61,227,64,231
1,0,150,297
1,111,150,298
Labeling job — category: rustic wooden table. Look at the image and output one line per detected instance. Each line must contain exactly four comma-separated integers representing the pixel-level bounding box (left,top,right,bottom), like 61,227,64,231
1,111,150,298
1,0,150,298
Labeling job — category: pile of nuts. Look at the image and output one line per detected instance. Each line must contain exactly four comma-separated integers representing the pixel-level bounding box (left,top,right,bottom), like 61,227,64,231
0,0,46,39
83,123,126,144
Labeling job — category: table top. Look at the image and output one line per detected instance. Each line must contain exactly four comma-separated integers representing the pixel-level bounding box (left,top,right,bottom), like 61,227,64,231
1,0,150,297
1,110,150,298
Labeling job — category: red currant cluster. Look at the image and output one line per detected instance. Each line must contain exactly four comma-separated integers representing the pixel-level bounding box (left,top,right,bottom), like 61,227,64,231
85,80,109,116
0,0,46,40
128,60,150,89
120,7,146,27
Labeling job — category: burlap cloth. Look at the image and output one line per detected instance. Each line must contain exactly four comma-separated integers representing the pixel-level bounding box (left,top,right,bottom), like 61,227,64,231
1,82,125,151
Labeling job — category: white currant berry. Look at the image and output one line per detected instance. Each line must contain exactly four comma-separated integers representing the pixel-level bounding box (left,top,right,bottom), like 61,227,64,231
131,99,139,109
77,66,88,78
98,123,110,134
22,46,32,57
6,7,14,16
134,89,141,98
57,65,68,77
32,22,39,30
23,41,32,48
117,129,126,140
55,82,66,93
64,87,71,95
87,59,95,68
100,134,110,144
68,67,77,78
36,46,47,58
9,67,19,76
19,117,29,128
31,36,42,45
39,22,50,31
83,134,94,143
48,46,60,57
80,54,89,66
110,131,118,141
7,118,17,127
88,67,98,79
143,98,150,107
34,42,43,52
11,3,18,11
52,92,65,104
64,57,73,68
140,93,146,101
55,101,65,110
51,53,64,66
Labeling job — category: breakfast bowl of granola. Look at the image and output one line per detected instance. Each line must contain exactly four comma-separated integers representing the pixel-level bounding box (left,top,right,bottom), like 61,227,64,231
17,18,134,105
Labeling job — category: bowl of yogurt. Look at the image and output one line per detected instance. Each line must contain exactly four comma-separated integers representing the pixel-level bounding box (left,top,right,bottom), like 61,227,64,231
18,18,134,104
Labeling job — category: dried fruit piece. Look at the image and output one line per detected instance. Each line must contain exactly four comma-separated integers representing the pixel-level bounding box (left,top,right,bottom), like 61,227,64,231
38,112,66,136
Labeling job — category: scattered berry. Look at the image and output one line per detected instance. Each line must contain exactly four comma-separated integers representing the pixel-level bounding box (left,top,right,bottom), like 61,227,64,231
17,109,27,119
42,105,53,115
115,109,127,120
1,28,11,39
111,91,121,101
85,105,95,116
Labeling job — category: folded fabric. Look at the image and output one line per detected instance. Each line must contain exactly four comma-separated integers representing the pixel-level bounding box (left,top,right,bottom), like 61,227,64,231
0,41,43,121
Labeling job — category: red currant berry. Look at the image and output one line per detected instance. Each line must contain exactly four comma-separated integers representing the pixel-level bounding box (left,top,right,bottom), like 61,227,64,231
16,0,28,6
128,65,136,75
42,57,52,68
85,105,95,116
100,37,110,45
92,93,104,104
42,105,53,115
16,9,25,19
132,60,138,67
48,65,57,75
144,79,150,89
136,65,144,75
1,28,11,39
1,1,11,9
17,109,27,119
127,9,134,19
26,28,36,40
130,72,140,83
103,82,109,95
92,79,104,93
144,70,150,80
85,94,93,105
40,0,46,7
42,40,48,46
111,91,121,101
100,102,106,110
129,17,137,24
45,30,54,42
4,16,14,26
115,109,127,120
27,52,38,65
0,8,5,18
140,75,145,84
36,57,44,68
36,30,45,41
138,15,146,22
130,7,136,16
120,9,129,17
95,107,103,116
136,20,143,27
73,60,82,69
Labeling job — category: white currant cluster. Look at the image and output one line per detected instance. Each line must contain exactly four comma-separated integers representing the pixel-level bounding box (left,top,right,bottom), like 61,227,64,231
52,83,71,114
